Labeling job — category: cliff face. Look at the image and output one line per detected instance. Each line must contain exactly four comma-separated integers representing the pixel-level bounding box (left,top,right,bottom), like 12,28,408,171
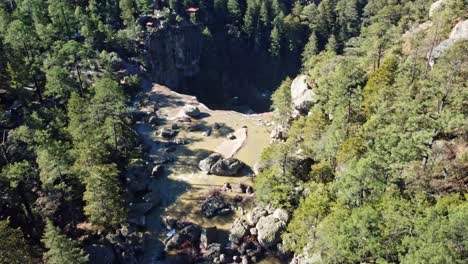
145,24,203,89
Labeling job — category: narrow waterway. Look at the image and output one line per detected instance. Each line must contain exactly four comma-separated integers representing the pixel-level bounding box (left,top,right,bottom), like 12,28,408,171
132,80,281,263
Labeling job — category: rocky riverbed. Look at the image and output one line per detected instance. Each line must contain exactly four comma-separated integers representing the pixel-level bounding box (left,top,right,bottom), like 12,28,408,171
130,80,284,263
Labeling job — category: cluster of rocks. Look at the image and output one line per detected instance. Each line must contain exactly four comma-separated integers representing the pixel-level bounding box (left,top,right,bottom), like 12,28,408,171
163,205,290,264
227,205,291,263
85,226,145,264
222,182,254,195
163,218,225,263
199,153,245,176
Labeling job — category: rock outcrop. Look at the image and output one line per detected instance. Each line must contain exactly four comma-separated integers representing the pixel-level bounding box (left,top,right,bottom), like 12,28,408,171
229,218,249,244
201,194,233,218
428,19,468,66
146,23,203,89
198,153,223,172
256,215,286,249
291,75,314,114
429,0,447,17
198,153,244,176
210,158,244,176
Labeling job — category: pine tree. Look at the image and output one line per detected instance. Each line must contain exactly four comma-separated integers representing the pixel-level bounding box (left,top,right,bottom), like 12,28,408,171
269,25,282,57
0,220,33,263
227,0,242,24
119,0,137,26
302,31,319,63
271,77,292,124
44,66,78,100
271,0,285,18
243,0,258,38
83,164,126,228
42,220,88,264
325,34,337,53
47,0,76,38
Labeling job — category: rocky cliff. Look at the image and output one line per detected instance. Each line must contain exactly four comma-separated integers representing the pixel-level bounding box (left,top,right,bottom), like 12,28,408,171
145,23,203,89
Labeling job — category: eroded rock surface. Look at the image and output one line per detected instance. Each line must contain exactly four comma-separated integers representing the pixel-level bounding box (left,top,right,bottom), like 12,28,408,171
428,19,468,66
291,75,314,114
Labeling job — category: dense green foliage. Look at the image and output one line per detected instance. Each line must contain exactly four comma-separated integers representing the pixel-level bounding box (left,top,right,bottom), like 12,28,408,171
256,0,468,262
42,220,88,264
0,0,141,260
161,0,374,110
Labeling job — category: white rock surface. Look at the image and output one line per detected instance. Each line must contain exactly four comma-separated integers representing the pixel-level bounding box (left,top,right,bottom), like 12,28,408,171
428,19,468,66
291,75,314,114
429,0,446,17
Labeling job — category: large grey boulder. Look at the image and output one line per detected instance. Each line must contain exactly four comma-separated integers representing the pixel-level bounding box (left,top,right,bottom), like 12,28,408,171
201,195,233,218
256,215,286,249
273,208,290,223
246,207,268,226
428,19,468,66
291,75,314,114
270,125,288,142
210,158,244,176
199,153,223,172
229,218,249,244
202,243,222,262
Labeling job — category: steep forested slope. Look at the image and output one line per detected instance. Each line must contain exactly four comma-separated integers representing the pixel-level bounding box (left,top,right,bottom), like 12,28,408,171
257,0,467,263
0,0,144,262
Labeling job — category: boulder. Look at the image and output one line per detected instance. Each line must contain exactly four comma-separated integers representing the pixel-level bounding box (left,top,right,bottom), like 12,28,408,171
183,105,201,117
273,208,290,223
429,0,446,17
233,183,247,193
249,228,257,236
428,19,468,66
164,224,202,250
229,218,249,244
203,243,222,262
175,116,192,123
246,207,268,226
151,165,164,177
256,215,285,248
291,75,314,114
213,122,221,130
210,158,244,176
180,224,202,243
199,153,223,173
164,233,184,250
172,138,188,145
159,127,177,138
202,129,212,137
222,182,232,191
201,195,233,218
270,125,288,141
